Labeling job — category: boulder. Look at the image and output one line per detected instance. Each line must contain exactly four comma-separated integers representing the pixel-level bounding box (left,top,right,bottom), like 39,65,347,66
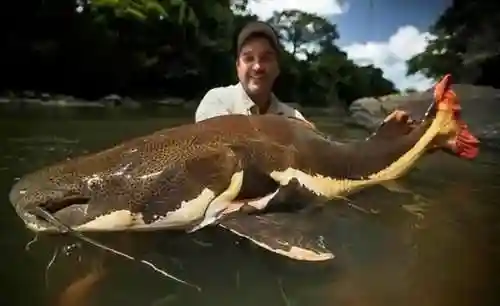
348,84,500,133
348,96,387,130
347,84,500,150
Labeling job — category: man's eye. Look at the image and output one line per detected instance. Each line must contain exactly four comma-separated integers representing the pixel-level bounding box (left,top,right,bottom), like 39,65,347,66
260,55,272,62
243,56,254,63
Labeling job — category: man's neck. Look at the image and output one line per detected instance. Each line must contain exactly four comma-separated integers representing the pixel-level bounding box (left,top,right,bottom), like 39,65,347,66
249,92,271,114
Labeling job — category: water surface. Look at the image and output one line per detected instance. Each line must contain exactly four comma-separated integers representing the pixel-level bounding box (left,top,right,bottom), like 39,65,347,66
1,106,499,306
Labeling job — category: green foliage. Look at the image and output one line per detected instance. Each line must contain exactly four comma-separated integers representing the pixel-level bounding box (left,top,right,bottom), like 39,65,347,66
406,33,463,80
406,0,500,87
0,0,397,105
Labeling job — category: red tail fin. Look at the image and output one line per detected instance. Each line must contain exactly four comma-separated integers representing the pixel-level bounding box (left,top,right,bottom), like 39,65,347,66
433,74,461,112
433,74,480,160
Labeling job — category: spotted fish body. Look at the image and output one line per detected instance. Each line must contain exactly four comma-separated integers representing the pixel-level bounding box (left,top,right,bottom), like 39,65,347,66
11,115,373,231
9,74,480,262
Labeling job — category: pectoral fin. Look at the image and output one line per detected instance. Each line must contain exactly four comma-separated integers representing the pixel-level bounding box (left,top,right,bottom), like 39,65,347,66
218,212,334,262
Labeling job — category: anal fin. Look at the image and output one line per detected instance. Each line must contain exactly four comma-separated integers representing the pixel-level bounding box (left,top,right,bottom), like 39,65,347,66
218,212,334,262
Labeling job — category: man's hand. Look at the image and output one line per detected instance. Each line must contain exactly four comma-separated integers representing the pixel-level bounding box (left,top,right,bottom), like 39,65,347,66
383,109,415,125
373,109,417,139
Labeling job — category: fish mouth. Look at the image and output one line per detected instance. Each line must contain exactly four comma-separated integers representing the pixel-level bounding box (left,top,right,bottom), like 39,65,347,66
35,195,91,215
17,196,92,233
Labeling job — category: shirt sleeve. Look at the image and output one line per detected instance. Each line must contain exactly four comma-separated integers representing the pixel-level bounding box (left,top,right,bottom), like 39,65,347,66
277,102,306,120
291,108,306,121
277,102,316,128
194,89,231,122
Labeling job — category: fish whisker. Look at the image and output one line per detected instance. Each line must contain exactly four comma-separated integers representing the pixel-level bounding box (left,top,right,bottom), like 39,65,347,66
32,206,202,291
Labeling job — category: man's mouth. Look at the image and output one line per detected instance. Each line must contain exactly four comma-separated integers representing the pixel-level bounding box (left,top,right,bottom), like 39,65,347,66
250,76,265,81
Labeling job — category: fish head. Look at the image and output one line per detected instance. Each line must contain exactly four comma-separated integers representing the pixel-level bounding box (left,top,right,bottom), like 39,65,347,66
9,144,186,233
8,143,147,233
9,160,93,232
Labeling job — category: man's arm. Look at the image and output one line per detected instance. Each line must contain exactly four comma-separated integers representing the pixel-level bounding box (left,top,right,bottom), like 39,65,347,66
194,88,231,122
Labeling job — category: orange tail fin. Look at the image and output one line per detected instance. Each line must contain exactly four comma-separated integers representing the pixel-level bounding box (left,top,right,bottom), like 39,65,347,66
433,74,480,159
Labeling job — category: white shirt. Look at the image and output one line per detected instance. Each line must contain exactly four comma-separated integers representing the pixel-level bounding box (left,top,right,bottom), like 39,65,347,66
194,83,307,122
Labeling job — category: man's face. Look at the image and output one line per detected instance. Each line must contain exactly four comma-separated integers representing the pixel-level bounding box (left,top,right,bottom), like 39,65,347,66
236,35,280,97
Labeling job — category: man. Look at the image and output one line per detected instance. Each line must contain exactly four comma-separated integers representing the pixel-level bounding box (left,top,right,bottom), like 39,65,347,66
194,21,313,126
194,21,413,130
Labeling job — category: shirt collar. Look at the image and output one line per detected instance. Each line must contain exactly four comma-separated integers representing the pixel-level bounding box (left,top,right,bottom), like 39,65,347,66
236,82,280,114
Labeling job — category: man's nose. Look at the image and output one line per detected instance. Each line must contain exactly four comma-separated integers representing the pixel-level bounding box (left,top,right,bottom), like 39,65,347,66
252,61,265,72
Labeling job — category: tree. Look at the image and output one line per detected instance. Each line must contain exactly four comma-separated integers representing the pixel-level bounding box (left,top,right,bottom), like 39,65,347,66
406,0,500,87
0,0,397,106
267,9,396,106
267,9,338,58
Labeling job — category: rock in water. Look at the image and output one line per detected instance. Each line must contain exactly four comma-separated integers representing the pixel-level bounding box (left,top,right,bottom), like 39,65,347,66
348,84,500,136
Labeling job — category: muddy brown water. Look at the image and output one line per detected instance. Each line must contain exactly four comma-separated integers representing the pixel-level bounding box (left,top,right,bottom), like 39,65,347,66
0,106,499,306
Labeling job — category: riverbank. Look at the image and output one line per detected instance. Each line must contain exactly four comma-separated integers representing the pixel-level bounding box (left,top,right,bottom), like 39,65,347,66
0,91,198,109
2,84,499,141
0,90,349,120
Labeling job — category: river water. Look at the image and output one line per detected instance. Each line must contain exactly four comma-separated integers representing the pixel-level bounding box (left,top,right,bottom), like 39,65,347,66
0,106,499,306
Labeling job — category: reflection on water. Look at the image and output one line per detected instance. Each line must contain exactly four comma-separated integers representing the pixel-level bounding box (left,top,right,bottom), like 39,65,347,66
0,111,499,306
